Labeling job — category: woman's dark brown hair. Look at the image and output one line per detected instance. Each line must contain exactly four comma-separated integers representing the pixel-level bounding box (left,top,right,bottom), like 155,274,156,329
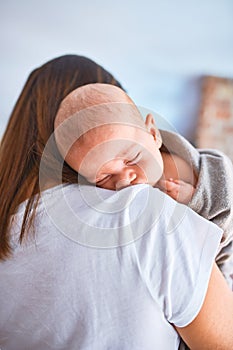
0,54,123,260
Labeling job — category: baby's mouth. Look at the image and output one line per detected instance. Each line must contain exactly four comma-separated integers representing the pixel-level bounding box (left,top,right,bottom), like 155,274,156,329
116,179,148,191
115,180,131,191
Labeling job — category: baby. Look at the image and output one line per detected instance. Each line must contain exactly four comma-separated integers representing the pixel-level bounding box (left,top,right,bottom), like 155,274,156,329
55,83,233,287
55,84,196,203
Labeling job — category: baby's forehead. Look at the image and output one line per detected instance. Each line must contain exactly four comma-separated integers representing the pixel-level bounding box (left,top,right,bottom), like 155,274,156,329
78,124,149,164
82,122,144,141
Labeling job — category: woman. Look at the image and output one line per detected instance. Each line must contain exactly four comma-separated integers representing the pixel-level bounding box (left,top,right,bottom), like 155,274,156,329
0,55,232,350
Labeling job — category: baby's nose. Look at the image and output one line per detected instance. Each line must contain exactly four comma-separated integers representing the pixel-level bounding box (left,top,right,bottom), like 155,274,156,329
115,168,137,190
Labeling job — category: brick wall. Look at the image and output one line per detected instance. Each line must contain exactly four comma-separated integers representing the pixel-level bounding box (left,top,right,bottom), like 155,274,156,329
196,76,233,162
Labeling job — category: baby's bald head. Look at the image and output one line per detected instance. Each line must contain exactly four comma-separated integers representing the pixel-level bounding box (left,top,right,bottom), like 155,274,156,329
54,83,142,130
54,84,146,160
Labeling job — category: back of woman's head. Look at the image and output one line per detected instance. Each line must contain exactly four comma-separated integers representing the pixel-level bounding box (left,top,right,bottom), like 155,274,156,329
6,55,123,150
0,54,123,260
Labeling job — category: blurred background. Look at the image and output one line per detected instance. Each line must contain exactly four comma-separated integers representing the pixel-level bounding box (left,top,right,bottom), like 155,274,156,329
1,0,233,153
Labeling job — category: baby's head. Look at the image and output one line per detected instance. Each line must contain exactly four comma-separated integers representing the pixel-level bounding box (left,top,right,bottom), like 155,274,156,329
54,83,163,190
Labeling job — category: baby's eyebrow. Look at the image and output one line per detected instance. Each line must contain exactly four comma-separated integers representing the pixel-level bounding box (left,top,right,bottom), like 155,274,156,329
116,144,136,158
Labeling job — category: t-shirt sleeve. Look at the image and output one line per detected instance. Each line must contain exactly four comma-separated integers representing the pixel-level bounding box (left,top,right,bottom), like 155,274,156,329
132,187,223,328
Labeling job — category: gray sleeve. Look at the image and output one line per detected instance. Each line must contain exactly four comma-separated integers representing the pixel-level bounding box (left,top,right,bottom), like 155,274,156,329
160,130,233,286
189,149,233,286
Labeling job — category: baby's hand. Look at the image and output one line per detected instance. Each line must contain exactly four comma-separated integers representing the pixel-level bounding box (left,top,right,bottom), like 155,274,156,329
157,178,195,204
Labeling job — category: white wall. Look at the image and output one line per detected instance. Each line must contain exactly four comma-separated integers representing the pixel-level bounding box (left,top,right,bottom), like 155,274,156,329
1,0,233,140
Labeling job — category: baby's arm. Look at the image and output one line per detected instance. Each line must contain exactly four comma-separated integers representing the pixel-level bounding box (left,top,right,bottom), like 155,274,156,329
159,151,197,204
157,178,195,204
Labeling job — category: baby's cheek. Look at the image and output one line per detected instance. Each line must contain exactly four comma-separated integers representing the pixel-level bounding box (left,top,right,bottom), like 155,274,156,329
145,160,163,185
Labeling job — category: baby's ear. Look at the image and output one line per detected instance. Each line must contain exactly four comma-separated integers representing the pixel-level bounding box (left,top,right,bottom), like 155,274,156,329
145,114,162,148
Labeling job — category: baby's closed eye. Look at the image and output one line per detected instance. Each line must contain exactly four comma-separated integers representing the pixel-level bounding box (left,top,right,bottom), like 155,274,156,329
96,174,112,186
125,152,141,166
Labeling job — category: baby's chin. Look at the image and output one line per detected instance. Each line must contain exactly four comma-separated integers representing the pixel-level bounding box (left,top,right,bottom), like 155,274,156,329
114,180,144,191
132,178,160,188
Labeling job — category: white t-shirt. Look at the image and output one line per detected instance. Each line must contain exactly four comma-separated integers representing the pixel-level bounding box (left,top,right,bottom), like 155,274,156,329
0,184,222,350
